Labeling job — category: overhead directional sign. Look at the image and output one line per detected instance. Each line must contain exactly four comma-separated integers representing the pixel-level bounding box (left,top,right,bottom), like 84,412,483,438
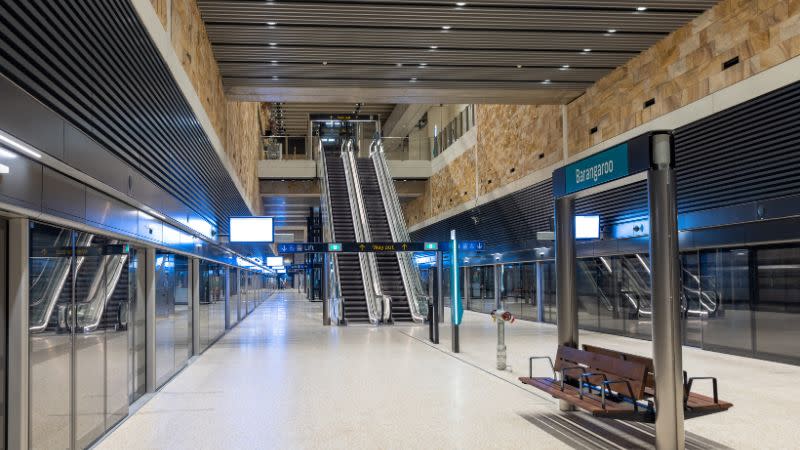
277,242,485,254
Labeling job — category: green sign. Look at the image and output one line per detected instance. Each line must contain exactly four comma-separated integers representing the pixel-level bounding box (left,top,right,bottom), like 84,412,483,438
327,243,343,252
424,242,439,251
564,143,629,195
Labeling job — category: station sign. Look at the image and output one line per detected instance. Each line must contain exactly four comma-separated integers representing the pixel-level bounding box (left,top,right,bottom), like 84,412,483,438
552,132,659,198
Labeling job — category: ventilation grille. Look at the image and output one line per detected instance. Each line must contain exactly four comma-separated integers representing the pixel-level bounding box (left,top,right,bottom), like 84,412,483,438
0,0,250,233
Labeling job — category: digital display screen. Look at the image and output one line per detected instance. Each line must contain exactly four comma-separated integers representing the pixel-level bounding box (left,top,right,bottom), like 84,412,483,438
229,217,274,243
266,256,284,267
575,215,600,239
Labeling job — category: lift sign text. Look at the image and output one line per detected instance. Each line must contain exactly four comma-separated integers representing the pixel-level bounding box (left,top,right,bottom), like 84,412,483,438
565,143,629,195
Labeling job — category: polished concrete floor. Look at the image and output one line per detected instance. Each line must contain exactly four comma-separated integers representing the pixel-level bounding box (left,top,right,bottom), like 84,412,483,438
96,290,800,449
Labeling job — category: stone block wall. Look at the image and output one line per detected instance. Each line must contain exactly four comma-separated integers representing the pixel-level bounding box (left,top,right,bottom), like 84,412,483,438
568,0,800,155
148,0,262,211
406,0,800,228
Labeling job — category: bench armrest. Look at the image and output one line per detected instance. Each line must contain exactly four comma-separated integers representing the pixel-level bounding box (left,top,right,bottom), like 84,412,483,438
560,366,587,391
601,379,639,411
579,372,608,399
528,356,555,378
685,377,718,404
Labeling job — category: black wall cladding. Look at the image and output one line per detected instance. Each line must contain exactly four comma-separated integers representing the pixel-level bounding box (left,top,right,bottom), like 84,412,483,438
0,0,250,233
412,80,800,248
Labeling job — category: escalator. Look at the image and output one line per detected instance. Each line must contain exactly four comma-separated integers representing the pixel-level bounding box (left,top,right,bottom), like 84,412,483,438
356,159,412,322
323,147,371,323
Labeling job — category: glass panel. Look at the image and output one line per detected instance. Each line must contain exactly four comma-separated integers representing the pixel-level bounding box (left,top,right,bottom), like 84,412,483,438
29,222,73,450
74,236,107,448
542,261,557,324
595,257,624,334
755,246,800,359
576,259,601,331
104,243,130,430
155,252,176,387
128,249,146,403
701,249,752,352
681,252,703,346
199,262,211,350
228,268,238,328
174,255,191,369
619,254,652,339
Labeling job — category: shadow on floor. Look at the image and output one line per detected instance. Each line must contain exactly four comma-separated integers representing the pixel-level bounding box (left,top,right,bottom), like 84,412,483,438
519,412,731,450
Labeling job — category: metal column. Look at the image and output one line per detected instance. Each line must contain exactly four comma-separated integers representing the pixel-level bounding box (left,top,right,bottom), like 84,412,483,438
436,252,444,323
8,218,29,450
494,264,504,310
535,261,545,323
145,247,157,393
463,266,470,311
648,133,685,450
322,253,330,326
191,258,200,356
555,195,578,411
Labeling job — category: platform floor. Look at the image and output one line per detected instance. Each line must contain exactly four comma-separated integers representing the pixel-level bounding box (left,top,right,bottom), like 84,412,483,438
96,291,799,449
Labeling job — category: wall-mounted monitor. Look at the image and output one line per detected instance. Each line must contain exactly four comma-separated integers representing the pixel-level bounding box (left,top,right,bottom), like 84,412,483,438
266,256,284,267
229,217,274,243
575,215,600,240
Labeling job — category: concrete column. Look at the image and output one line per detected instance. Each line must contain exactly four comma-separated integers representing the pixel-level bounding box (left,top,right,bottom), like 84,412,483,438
555,195,578,411
145,247,157,393
648,133,685,450
191,258,200,356
8,218,29,450
535,261,545,323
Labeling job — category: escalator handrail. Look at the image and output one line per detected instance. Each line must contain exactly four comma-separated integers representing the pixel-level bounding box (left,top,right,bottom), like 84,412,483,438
341,140,384,324
319,146,344,323
370,139,427,322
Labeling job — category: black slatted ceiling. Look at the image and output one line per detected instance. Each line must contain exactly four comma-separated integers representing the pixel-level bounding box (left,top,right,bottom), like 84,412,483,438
0,0,250,233
413,80,800,249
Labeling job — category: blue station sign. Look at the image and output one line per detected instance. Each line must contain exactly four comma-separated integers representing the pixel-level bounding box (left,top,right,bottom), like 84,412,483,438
552,132,661,198
564,143,629,195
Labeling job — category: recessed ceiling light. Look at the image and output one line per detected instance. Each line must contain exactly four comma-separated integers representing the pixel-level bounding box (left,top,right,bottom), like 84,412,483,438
396,63,403,67
561,64,570,69
267,22,277,26
410,77,418,82
322,61,328,65
419,63,428,67
516,64,522,68
636,6,647,11
456,2,466,6
272,76,279,80
430,45,438,49
607,29,617,33
269,42,277,46
542,79,551,84
583,48,592,52
442,25,452,30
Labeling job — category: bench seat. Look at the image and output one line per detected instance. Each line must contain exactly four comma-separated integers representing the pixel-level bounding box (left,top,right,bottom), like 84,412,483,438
519,377,643,418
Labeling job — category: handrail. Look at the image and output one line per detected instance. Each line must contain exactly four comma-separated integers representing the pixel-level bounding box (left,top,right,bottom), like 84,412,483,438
29,232,94,333
341,140,385,324
319,145,344,323
76,249,129,332
370,139,428,322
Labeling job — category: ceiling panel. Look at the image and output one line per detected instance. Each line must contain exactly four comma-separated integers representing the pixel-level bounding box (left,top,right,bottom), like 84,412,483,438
198,0,716,104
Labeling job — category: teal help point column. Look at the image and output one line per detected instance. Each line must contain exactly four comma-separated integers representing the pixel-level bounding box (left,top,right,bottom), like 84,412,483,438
450,230,462,353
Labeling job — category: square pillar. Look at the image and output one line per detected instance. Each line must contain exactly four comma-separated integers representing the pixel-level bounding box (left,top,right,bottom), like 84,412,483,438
8,218,29,450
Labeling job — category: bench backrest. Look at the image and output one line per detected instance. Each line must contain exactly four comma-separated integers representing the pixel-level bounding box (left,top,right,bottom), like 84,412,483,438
583,344,655,390
554,345,648,400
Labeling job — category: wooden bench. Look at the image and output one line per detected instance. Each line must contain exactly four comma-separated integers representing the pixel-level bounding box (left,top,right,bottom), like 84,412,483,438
519,345,653,420
582,344,733,417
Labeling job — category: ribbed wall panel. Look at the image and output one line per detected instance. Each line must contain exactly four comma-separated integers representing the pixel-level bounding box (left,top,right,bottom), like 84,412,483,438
412,80,800,249
0,0,250,233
